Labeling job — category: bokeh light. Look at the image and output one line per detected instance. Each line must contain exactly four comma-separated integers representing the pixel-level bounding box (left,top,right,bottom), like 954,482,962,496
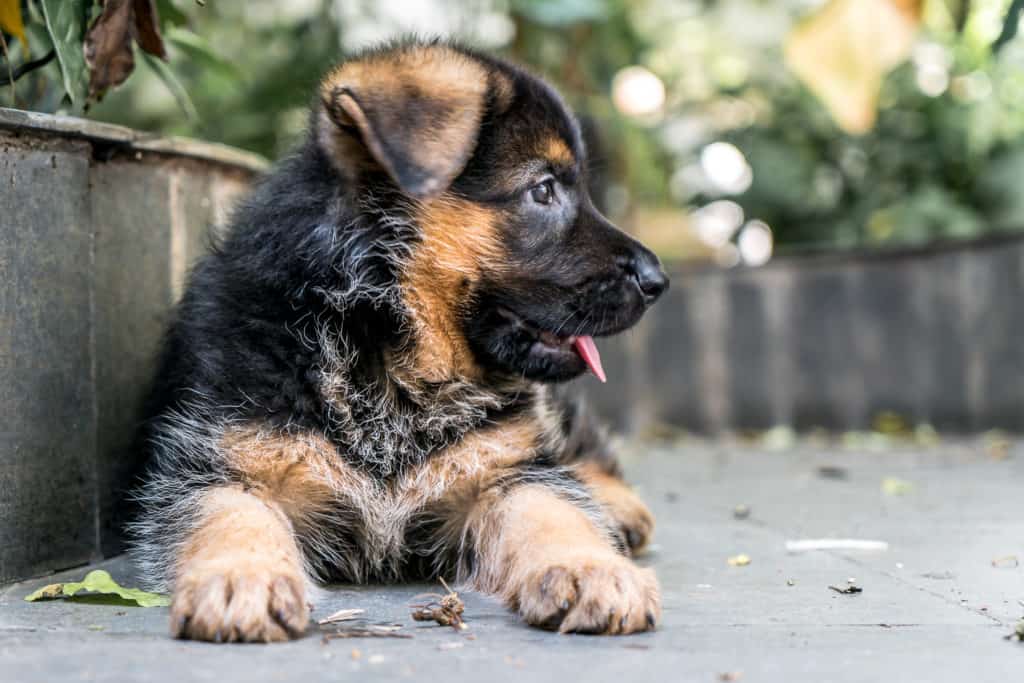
612,66,666,118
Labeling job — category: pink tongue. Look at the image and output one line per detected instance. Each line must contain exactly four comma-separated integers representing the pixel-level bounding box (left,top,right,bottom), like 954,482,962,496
572,335,606,383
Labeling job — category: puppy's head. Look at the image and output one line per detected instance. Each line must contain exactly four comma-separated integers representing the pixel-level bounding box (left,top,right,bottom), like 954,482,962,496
316,41,668,384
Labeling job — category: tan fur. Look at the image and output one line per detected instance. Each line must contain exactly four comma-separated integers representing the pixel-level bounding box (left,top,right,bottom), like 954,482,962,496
574,462,655,553
541,136,575,167
171,487,309,642
318,45,490,195
467,485,660,634
401,195,506,381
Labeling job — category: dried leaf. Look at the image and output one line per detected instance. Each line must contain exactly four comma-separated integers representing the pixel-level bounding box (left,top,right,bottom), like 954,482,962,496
25,570,170,607
410,578,468,630
84,0,136,100
0,0,28,50
133,0,166,59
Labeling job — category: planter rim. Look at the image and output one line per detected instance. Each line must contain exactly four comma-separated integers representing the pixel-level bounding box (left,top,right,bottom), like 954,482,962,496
0,107,268,173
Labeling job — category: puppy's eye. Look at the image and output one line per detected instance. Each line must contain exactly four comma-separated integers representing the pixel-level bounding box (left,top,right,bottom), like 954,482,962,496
530,180,554,205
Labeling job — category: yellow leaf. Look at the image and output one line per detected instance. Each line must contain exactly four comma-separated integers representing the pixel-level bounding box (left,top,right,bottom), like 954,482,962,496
727,553,752,567
0,0,29,52
785,0,920,134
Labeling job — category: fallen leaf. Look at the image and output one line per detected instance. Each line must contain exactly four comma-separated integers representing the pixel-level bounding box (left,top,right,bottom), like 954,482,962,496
410,578,467,630
727,554,751,567
881,477,913,496
991,555,1019,569
24,570,170,607
0,0,28,50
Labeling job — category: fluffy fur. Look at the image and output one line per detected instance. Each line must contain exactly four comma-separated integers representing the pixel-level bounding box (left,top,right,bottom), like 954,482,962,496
130,39,668,642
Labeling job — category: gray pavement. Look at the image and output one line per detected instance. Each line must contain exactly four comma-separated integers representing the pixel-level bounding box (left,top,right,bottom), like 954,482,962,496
2,439,1022,682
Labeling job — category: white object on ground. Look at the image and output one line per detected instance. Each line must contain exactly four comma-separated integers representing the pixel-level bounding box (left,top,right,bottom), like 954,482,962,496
785,539,889,553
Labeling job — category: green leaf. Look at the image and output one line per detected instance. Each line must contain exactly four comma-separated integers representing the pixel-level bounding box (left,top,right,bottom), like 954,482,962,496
24,570,171,608
40,0,89,108
156,0,189,27
165,26,243,82
141,51,198,121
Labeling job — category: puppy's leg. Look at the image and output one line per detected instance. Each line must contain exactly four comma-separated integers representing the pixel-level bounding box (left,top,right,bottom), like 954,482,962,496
573,462,655,554
171,486,309,642
552,388,655,553
468,482,660,634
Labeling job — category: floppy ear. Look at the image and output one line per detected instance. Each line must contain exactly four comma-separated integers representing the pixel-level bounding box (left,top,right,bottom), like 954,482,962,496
318,45,506,199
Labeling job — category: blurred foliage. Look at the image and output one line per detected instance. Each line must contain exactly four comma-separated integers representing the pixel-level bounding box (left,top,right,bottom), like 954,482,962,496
5,0,1024,257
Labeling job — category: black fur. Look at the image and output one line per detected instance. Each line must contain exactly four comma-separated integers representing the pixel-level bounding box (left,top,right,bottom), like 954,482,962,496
130,39,667,591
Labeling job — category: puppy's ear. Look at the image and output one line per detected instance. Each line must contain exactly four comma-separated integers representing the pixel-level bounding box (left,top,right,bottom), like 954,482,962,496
318,45,510,199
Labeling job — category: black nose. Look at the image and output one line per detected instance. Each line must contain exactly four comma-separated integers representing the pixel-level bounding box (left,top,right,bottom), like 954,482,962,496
619,250,669,304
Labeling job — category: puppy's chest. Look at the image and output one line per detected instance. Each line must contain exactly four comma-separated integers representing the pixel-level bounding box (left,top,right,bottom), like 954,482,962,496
311,415,551,577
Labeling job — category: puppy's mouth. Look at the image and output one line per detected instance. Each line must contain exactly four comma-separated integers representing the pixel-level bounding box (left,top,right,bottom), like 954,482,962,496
500,309,606,383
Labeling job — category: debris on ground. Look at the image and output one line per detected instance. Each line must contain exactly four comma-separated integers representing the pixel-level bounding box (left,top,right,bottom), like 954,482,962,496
991,555,1019,569
785,539,889,553
317,608,366,625
410,578,467,630
321,624,411,642
719,672,744,682
350,648,362,660
24,570,170,607
881,477,914,496
1005,621,1024,643
760,425,796,451
437,641,464,651
920,571,956,580
786,579,796,587
732,504,751,520
816,465,849,480
829,579,863,595
727,554,751,567
983,430,1012,460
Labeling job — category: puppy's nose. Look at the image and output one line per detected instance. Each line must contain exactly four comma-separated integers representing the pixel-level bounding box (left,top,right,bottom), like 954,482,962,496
619,249,669,304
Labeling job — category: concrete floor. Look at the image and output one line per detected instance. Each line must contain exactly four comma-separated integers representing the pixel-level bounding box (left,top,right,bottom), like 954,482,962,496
2,439,1022,682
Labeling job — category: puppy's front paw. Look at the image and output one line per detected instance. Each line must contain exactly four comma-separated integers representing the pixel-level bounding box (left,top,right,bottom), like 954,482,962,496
171,562,309,643
602,487,655,554
516,554,660,634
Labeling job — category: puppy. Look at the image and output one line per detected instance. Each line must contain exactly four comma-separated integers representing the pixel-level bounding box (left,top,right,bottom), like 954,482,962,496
131,40,669,642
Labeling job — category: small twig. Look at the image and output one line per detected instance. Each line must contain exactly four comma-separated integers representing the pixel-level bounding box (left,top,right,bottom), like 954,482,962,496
321,627,413,642
317,608,365,625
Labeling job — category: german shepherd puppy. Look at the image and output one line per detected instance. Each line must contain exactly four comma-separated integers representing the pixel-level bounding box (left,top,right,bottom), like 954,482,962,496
131,40,668,642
